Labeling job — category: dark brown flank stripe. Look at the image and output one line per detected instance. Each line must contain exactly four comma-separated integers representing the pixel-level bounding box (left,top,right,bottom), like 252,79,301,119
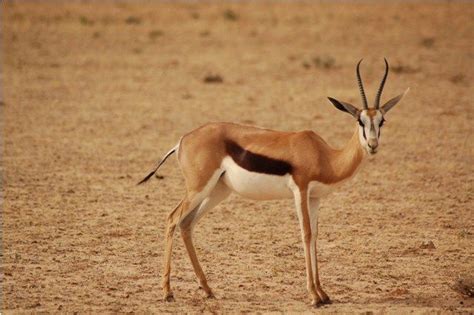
224,140,292,176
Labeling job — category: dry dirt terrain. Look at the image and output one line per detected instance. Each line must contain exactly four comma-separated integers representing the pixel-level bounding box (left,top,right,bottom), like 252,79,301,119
2,1,473,313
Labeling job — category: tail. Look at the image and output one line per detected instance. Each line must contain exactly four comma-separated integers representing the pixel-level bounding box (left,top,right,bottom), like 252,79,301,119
137,144,178,185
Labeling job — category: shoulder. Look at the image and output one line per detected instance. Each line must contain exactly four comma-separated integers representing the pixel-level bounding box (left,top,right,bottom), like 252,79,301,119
291,130,320,144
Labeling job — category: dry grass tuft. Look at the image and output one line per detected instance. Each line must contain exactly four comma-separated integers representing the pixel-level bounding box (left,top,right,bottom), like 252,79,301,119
391,64,420,74
223,9,239,21
148,30,164,40
203,74,224,84
125,16,141,24
453,275,474,298
420,37,435,48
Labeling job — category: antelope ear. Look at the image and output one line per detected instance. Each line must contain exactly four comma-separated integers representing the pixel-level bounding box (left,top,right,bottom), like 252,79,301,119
380,88,410,114
328,97,360,118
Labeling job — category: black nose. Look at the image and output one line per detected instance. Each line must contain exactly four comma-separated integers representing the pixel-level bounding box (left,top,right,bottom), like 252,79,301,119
368,139,378,150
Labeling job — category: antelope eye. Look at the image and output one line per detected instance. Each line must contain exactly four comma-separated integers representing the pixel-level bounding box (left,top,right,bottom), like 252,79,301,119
358,119,364,127
379,118,386,127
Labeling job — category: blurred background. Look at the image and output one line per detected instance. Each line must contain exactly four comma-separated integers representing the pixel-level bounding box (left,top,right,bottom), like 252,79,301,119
2,1,473,313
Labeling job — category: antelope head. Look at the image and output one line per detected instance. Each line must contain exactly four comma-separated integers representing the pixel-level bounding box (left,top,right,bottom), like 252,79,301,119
328,59,409,155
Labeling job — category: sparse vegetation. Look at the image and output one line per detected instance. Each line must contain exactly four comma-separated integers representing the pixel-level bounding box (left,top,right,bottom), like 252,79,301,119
3,2,472,314
313,55,336,69
301,55,337,70
203,74,224,83
457,228,472,238
391,64,420,74
79,15,94,26
223,9,238,21
149,30,164,40
420,37,435,48
419,240,436,249
450,74,466,85
453,275,474,297
200,30,210,37
125,16,141,24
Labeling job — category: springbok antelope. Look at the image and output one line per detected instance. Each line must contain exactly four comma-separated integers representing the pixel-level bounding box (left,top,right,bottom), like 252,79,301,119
138,59,408,307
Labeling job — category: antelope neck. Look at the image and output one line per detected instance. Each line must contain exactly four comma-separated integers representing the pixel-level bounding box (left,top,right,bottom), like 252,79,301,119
326,126,367,183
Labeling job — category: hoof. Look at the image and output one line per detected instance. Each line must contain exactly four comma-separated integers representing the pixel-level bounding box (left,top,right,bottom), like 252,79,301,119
318,290,332,304
163,293,175,302
311,298,324,308
206,293,216,299
198,286,215,299
321,297,332,305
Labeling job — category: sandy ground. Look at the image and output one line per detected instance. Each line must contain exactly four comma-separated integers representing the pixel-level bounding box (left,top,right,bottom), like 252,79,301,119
2,1,473,313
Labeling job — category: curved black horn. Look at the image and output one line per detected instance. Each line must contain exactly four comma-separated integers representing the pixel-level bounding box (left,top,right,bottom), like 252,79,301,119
356,59,368,109
375,58,389,109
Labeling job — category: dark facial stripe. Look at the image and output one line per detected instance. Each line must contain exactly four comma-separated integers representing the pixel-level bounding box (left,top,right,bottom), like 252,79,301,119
224,140,292,176
358,119,367,140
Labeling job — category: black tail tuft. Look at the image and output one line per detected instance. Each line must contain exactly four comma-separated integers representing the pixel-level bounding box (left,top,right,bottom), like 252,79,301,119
137,146,177,186
137,170,156,185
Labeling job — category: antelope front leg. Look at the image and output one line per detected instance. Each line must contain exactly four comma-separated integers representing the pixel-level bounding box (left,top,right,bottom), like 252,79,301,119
293,186,321,307
309,197,331,304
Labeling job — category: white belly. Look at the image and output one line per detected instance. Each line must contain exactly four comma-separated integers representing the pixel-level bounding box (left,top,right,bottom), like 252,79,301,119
221,157,293,200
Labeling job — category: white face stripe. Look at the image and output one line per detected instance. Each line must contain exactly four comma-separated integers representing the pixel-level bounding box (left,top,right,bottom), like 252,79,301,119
358,110,384,153
360,111,383,137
